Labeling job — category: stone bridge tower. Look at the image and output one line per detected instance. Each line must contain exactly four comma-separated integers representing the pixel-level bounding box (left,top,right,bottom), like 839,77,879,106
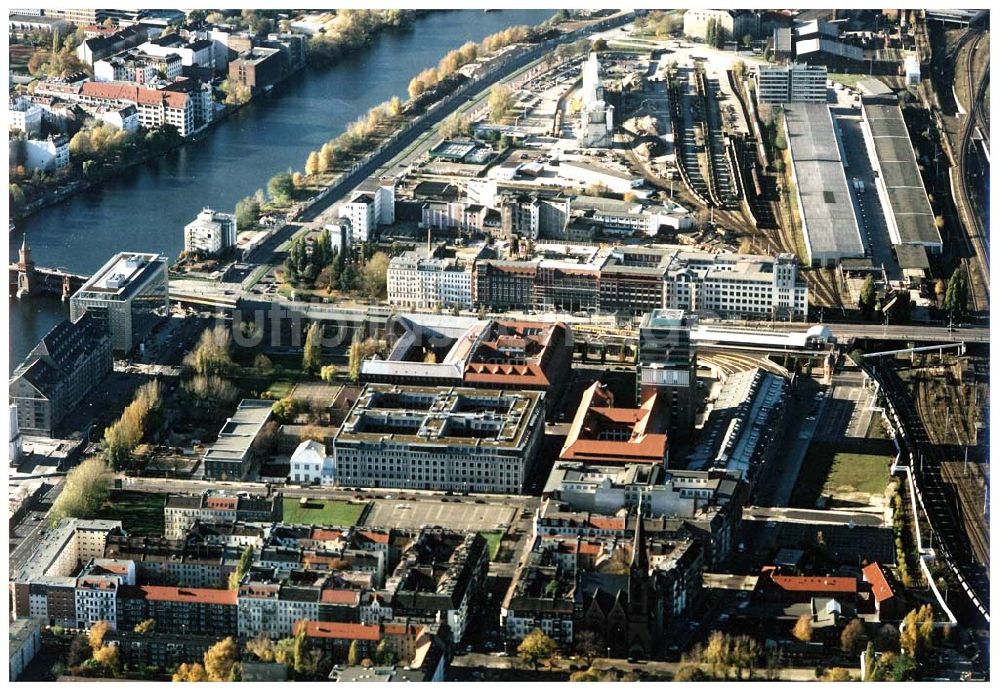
16,235,35,299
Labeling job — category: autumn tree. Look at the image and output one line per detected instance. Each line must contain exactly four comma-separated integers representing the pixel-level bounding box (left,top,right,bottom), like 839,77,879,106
228,546,254,590
173,662,209,682
302,322,324,374
185,325,234,377
674,664,710,681
517,628,557,670
320,364,339,383
133,618,156,634
387,95,403,117
899,605,935,659
347,639,361,666
49,456,112,525
305,151,321,177
375,640,398,665
730,634,760,680
88,620,110,651
704,631,732,679
358,252,390,300
488,85,514,123
92,644,121,676
271,396,301,422
204,636,240,681
348,336,364,383
840,618,866,656
792,613,813,643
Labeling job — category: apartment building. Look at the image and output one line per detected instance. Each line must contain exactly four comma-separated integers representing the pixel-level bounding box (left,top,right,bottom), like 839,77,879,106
10,311,113,436
387,250,473,311
755,64,828,104
117,585,238,636
331,385,545,493
103,534,246,588
9,95,43,136
384,531,488,644
75,81,195,137
75,558,138,631
24,135,70,172
184,207,237,256
94,49,184,83
164,491,282,539
338,193,376,244
683,9,760,42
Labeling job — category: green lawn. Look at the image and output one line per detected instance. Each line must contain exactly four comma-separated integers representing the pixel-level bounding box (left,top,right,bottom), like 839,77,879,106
828,72,863,88
791,442,891,508
282,498,365,527
263,379,296,399
96,490,165,535
479,531,504,561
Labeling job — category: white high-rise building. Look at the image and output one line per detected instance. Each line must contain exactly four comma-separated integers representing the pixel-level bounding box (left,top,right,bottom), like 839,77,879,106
184,208,237,256
755,64,827,104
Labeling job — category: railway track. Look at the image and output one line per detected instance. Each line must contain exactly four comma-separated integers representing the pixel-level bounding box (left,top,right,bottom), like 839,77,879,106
865,357,990,623
955,30,990,314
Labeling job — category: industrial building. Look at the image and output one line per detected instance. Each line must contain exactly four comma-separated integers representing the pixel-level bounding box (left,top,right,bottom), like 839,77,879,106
69,251,169,353
859,101,942,258
782,103,865,268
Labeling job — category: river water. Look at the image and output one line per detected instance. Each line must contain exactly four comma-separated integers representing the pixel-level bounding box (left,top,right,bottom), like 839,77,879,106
9,9,555,370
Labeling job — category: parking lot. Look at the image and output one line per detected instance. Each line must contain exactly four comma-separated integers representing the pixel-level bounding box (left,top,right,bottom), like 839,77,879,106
363,497,517,532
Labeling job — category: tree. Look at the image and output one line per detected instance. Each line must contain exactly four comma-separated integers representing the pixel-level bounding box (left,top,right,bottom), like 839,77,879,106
375,640,398,665
204,636,239,681
320,364,339,383
943,266,968,318
899,605,934,658
387,95,403,117
134,618,156,634
348,336,364,383
185,325,234,376
792,613,813,642
268,171,295,205
488,85,514,123
674,664,710,681
10,183,27,212
303,322,324,374
92,644,120,676
573,630,602,666
569,669,601,681
173,661,209,682
254,353,274,375
731,634,760,680
305,151,321,177
347,640,361,666
272,396,301,422
88,620,110,651
49,457,112,525
246,632,276,662
228,546,254,590
840,618,865,656
517,629,558,670
235,196,261,227
591,38,608,52
823,667,852,681
859,275,876,317
704,631,732,679
358,252,390,300
742,33,753,48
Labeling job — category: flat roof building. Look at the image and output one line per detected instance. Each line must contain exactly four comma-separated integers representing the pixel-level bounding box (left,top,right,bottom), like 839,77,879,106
783,103,865,267
859,101,942,254
637,310,699,440
332,385,545,494
755,64,827,104
184,207,237,257
69,251,168,353
202,400,275,480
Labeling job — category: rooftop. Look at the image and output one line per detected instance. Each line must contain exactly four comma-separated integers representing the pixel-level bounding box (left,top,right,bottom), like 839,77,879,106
73,251,167,299
783,103,865,262
560,381,668,466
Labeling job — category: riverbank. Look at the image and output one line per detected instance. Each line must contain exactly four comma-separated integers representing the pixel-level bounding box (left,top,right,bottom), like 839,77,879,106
10,14,420,223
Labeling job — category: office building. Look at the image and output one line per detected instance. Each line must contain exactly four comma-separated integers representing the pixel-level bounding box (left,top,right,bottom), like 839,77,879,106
755,64,827,104
332,385,545,493
69,252,168,353
559,382,669,467
184,207,238,256
637,310,699,440
10,312,113,436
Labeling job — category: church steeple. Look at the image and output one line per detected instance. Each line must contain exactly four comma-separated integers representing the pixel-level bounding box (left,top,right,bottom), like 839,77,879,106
630,494,648,574
19,234,31,267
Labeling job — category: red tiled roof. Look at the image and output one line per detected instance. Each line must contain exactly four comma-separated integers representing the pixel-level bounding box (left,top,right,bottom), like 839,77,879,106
294,620,379,641
589,517,625,531
356,530,390,545
767,571,857,593
383,622,421,636
80,81,188,110
862,562,897,604
311,529,343,542
556,539,602,555
320,588,361,605
122,585,237,606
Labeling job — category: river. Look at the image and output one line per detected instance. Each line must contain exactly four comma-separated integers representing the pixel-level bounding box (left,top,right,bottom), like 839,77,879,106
9,9,555,370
